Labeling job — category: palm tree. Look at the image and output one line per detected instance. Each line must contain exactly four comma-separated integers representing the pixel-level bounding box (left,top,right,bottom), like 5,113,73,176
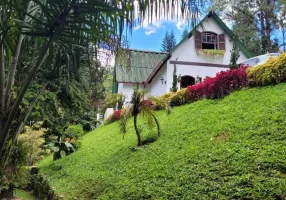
120,85,170,146
0,0,203,194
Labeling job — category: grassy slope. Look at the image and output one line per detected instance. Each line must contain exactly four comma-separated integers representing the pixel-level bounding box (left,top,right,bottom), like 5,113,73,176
38,84,286,199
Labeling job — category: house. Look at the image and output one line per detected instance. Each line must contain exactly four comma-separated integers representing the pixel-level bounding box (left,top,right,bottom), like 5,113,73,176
112,12,253,101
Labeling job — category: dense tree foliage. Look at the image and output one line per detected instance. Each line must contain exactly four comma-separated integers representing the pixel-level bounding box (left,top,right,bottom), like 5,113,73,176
212,0,282,55
161,30,177,52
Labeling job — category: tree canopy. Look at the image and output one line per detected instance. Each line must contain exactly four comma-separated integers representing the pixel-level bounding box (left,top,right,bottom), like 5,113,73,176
161,30,177,52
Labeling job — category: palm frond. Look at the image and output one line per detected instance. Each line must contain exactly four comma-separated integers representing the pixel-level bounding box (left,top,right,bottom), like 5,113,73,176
119,104,133,134
148,95,171,114
150,111,161,136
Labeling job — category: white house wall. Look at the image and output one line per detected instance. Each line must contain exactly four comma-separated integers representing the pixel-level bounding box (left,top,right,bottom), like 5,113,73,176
145,63,168,96
165,17,248,93
170,17,248,65
117,82,144,103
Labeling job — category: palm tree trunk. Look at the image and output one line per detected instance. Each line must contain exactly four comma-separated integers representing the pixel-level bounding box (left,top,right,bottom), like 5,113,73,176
133,114,142,146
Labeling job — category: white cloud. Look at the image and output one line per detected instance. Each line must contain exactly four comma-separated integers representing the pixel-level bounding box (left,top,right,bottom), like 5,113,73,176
133,0,198,35
176,19,188,31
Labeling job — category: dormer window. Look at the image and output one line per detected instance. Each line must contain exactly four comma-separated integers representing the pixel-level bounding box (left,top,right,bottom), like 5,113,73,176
195,31,225,51
202,32,217,49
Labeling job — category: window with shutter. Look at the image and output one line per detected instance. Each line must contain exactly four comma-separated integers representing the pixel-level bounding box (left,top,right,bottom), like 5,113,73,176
201,32,217,49
218,34,225,50
195,31,202,49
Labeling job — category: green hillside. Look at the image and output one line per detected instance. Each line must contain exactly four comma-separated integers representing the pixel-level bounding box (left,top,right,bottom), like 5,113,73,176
38,84,286,199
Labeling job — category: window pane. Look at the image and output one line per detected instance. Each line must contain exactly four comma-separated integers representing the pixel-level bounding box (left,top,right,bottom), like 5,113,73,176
202,34,206,42
207,35,211,42
212,35,216,43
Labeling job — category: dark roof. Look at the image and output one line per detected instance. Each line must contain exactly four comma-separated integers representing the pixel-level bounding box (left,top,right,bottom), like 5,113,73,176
115,49,168,83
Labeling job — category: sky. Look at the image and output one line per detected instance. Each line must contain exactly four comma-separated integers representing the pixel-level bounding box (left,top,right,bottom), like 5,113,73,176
128,21,189,52
126,4,284,53
124,0,210,52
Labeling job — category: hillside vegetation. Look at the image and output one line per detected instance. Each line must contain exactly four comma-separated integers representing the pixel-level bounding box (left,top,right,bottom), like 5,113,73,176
38,84,286,199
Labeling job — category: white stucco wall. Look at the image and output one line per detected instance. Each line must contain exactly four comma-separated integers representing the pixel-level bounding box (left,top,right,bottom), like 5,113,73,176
170,17,248,65
117,82,144,103
145,63,168,96
153,16,249,95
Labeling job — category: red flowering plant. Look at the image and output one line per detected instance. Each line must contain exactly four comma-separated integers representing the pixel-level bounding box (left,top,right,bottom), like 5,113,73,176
105,110,122,124
113,110,121,120
188,66,249,101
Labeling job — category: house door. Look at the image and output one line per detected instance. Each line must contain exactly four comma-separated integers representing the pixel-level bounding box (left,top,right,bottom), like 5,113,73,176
180,76,195,88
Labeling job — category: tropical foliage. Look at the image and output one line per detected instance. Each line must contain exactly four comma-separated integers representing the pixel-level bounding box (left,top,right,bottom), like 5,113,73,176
0,0,206,197
120,85,170,146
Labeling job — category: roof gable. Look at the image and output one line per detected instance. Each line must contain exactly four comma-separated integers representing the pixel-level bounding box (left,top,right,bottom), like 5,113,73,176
171,12,253,58
116,49,168,83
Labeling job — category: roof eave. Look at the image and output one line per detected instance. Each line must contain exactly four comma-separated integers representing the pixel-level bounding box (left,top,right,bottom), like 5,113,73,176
144,54,171,87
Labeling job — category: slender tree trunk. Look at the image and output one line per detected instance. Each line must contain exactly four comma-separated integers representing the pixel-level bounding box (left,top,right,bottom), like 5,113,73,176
133,114,142,146
5,1,32,109
0,39,5,111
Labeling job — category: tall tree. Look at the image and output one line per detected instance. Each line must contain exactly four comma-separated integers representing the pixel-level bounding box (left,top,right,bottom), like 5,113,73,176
181,28,189,40
161,30,177,52
229,35,240,69
212,0,280,55
170,65,178,92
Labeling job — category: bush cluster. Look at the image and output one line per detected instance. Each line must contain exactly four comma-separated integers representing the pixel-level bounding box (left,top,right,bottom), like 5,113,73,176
188,67,248,100
247,53,286,86
105,110,122,124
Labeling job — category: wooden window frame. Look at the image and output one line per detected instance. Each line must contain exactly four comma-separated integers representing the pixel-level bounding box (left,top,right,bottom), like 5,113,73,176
202,32,217,49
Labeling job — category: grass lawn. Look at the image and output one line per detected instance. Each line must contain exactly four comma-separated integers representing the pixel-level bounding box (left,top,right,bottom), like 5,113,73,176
14,190,38,200
38,84,286,199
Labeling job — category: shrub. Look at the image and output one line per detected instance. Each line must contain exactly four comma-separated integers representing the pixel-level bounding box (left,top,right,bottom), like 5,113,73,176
102,93,125,113
76,114,99,132
64,124,84,139
168,88,190,106
104,110,122,124
17,126,46,166
148,95,169,110
247,53,286,86
188,67,248,100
